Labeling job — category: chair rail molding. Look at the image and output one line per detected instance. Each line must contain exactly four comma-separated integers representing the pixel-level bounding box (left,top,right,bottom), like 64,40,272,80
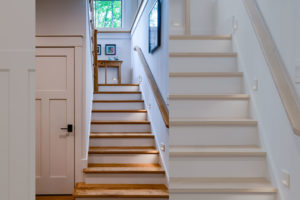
243,0,300,136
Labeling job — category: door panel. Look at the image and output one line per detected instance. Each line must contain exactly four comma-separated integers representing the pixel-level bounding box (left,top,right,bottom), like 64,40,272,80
36,48,75,194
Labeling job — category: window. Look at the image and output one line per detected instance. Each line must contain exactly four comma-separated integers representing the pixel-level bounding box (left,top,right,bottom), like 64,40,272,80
94,0,122,29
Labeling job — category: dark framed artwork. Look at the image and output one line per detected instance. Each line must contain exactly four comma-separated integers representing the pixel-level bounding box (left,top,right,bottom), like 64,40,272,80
148,0,161,53
105,44,117,55
97,44,101,55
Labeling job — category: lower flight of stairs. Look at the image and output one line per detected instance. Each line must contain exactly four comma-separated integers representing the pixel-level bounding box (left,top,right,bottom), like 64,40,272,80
73,84,169,199
169,35,277,200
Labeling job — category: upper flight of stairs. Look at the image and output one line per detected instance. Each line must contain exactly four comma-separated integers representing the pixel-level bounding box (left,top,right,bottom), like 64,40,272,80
169,35,277,200
73,84,169,199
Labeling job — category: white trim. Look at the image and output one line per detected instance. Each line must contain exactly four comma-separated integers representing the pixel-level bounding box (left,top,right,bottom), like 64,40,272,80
131,0,149,36
35,36,85,184
36,36,83,47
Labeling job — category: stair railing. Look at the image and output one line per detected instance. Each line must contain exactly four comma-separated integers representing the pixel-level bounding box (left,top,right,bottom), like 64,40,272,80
134,46,169,128
243,0,300,136
87,0,99,93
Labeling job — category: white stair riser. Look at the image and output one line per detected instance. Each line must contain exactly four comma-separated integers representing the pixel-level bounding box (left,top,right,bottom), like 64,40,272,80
170,77,244,94
98,86,140,91
92,112,147,121
170,57,237,73
170,194,275,200
84,173,165,184
170,156,267,178
170,40,232,53
91,124,151,132
170,99,249,118
76,198,168,200
94,93,141,100
93,102,144,110
170,125,259,146
90,138,154,147
88,154,159,164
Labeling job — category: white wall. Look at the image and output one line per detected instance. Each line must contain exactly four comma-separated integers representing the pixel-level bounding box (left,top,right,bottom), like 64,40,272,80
131,0,169,177
255,0,300,103
169,0,218,35
0,0,35,199
85,0,94,173
97,33,132,83
36,0,92,182
216,1,300,199
36,0,86,35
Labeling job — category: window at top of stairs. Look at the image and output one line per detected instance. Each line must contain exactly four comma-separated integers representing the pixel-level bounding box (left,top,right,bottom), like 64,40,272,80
94,0,122,28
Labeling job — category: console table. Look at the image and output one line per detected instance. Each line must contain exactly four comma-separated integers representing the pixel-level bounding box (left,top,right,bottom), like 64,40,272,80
96,60,123,85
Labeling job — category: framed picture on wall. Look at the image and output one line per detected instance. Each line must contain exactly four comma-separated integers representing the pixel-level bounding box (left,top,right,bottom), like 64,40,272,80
148,0,161,53
97,44,101,55
105,44,117,55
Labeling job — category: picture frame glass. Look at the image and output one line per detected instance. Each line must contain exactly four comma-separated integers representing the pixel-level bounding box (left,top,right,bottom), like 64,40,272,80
149,0,161,53
105,44,116,55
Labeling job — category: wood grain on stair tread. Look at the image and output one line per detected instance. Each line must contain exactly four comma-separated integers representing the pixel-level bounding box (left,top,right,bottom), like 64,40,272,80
89,146,159,154
93,100,144,103
94,91,141,94
73,183,169,198
169,52,237,57
170,35,232,40
83,163,165,174
169,178,277,194
90,133,154,138
170,147,266,157
169,94,250,100
91,121,151,124
170,118,258,126
169,72,243,77
98,84,139,86
90,132,152,134
92,109,147,113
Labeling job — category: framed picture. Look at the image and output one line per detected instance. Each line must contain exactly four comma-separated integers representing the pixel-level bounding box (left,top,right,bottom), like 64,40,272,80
105,44,117,55
148,0,161,53
97,44,101,55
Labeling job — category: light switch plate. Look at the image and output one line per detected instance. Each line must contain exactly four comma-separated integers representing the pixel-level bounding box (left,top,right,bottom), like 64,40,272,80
252,79,258,91
281,170,290,188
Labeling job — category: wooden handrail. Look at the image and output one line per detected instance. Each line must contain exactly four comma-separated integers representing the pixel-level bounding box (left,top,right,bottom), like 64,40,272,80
134,46,169,128
243,0,300,135
93,29,98,92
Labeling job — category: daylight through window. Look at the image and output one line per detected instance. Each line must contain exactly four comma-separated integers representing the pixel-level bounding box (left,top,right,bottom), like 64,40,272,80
94,0,122,29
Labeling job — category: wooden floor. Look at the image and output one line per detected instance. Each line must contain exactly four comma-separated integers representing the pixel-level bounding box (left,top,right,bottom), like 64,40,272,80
36,196,73,200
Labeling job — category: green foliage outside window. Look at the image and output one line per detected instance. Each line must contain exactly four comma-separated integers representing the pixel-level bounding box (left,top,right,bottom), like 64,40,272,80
94,0,122,29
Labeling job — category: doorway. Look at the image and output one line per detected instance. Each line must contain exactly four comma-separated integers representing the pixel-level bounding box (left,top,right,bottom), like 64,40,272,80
35,48,75,194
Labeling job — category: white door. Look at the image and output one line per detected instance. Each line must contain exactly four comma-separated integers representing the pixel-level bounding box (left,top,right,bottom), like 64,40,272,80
36,48,75,194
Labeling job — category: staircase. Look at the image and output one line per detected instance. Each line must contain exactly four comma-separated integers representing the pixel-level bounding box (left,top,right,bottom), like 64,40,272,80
73,84,169,199
169,35,278,199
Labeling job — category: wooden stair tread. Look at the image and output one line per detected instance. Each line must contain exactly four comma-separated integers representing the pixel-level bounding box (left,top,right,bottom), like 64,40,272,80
89,146,159,154
93,100,144,103
91,132,152,134
90,133,154,138
170,118,257,126
169,178,277,193
98,84,139,86
92,109,147,113
73,183,169,198
94,91,141,94
170,147,266,157
83,163,165,174
169,52,237,57
169,72,243,77
169,94,250,100
170,35,232,40
91,121,150,124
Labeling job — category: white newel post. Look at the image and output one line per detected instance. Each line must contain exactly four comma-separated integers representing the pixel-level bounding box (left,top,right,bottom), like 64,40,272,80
0,0,35,199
